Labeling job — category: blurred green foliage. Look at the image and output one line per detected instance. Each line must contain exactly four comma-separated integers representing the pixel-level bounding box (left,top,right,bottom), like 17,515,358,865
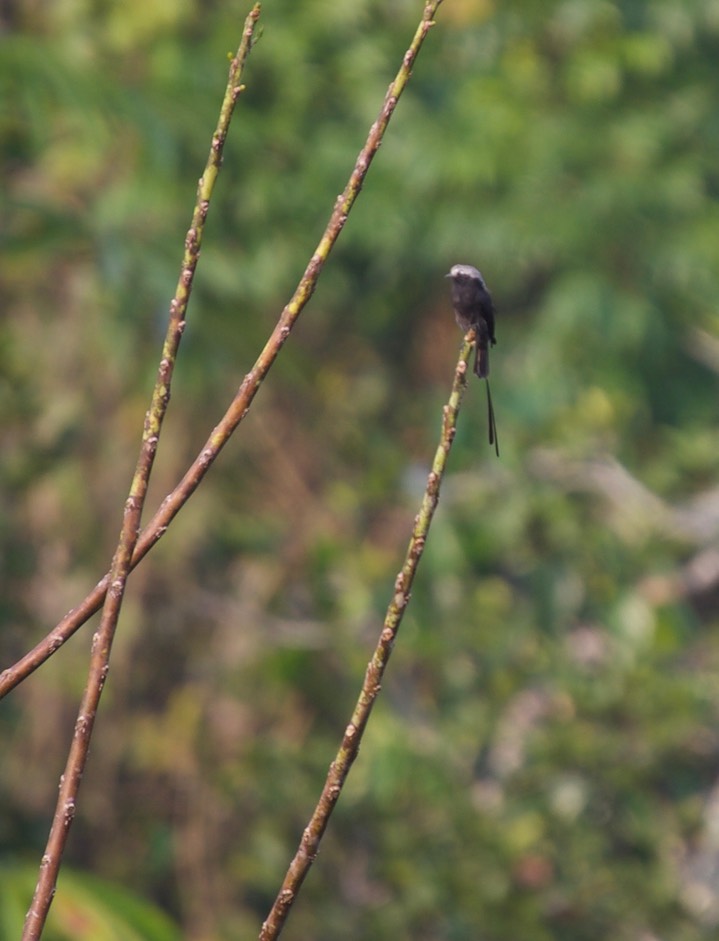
0,866,179,940
2,0,719,939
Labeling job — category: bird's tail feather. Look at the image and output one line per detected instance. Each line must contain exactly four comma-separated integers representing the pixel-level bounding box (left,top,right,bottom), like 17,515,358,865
486,380,499,457
475,344,489,378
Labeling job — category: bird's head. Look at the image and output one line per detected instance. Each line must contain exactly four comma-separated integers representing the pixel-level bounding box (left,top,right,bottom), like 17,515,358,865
446,264,484,284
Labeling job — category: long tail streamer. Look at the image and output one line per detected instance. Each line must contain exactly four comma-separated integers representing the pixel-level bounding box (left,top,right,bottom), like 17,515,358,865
486,380,499,457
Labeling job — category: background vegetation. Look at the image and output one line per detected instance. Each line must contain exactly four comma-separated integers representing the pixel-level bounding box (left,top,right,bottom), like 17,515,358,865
2,0,719,938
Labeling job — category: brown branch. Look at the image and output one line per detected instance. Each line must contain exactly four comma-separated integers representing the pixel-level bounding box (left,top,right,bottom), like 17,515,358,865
20,8,262,939
0,0,446,701
259,331,472,941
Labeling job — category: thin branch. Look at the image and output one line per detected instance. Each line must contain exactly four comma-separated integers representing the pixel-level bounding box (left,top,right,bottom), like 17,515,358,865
20,8,262,940
0,0,445,701
529,451,719,543
259,334,473,941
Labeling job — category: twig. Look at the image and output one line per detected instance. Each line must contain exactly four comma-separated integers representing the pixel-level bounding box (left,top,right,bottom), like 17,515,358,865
20,8,262,939
259,334,473,941
0,0,445,701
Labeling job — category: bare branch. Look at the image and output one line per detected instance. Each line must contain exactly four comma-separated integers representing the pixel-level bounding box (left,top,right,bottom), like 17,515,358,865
20,8,262,939
259,329,470,941
1,0,446,701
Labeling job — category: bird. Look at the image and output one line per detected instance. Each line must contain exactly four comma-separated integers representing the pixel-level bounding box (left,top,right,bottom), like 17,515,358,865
446,264,499,456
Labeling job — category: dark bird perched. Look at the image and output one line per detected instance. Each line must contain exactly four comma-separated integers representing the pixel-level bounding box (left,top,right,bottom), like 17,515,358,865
446,264,499,456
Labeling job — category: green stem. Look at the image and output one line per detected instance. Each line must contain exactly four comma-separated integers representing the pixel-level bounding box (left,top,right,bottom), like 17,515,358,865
259,330,469,941
20,9,262,940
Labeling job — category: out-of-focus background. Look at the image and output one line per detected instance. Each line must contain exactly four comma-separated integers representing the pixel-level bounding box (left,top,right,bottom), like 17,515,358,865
2,1,719,939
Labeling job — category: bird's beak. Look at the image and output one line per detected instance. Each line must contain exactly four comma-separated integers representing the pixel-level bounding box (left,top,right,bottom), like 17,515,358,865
444,272,452,278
